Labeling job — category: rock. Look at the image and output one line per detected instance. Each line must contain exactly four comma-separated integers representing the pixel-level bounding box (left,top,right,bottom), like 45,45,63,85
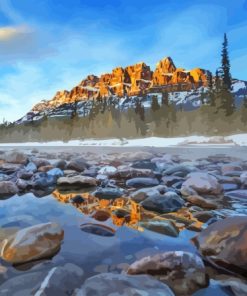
98,166,117,175
183,195,217,209
0,265,7,285
127,251,208,295
4,151,28,164
240,171,247,186
16,179,30,191
57,176,97,187
92,187,123,199
80,223,115,237
163,164,198,177
112,208,130,219
181,172,223,196
130,185,168,203
193,211,215,223
0,173,7,182
66,157,89,172
192,216,247,274
224,190,247,201
110,168,154,179
126,177,159,188
91,210,111,221
34,263,84,296
25,162,37,172
54,159,67,170
1,222,64,264
17,169,33,180
132,160,157,170
47,168,64,178
162,175,184,187
32,173,56,189
0,163,22,174
221,164,242,175
38,165,54,172
115,151,153,162
74,273,174,296
70,195,85,205
140,220,179,237
222,183,239,191
141,191,185,213
31,158,51,168
0,181,18,197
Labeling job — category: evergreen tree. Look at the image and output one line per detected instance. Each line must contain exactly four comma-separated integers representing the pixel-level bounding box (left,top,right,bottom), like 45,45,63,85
151,95,160,112
221,33,232,90
161,91,169,106
241,96,247,125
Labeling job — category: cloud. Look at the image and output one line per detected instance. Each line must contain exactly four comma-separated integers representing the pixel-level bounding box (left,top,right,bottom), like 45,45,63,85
0,25,32,41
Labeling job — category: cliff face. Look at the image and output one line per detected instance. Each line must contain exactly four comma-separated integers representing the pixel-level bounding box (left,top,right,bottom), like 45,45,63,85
32,57,209,112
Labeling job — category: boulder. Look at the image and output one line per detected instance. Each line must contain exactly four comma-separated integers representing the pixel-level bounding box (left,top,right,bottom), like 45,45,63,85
47,168,64,178
0,163,22,174
141,191,185,213
0,181,18,198
31,158,51,168
240,171,247,186
74,273,174,296
1,222,64,264
224,190,247,201
4,151,28,164
32,173,57,189
192,216,247,274
127,251,208,295
130,185,168,203
140,220,179,237
66,157,89,172
98,166,117,175
92,187,123,199
91,210,111,222
183,195,217,209
57,176,97,187
110,168,154,179
126,177,159,188
80,223,115,237
181,172,223,196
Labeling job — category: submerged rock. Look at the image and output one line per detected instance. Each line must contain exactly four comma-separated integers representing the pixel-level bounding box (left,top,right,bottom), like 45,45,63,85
140,220,179,237
126,177,159,188
1,222,64,264
92,187,123,199
57,176,97,187
127,251,208,295
74,273,174,296
80,223,115,237
0,181,18,198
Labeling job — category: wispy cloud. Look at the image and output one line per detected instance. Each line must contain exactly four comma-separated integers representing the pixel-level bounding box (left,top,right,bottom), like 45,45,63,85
0,25,32,41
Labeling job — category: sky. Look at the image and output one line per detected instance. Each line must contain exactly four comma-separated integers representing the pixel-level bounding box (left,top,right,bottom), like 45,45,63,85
0,0,247,122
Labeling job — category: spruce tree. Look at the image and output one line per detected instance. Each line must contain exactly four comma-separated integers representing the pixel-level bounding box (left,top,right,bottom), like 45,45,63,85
151,95,160,111
221,33,232,90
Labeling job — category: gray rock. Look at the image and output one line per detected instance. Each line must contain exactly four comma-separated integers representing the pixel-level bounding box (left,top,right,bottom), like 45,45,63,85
192,216,247,274
130,185,168,203
57,176,97,187
25,162,37,172
53,159,67,170
31,158,51,168
140,220,179,237
1,222,64,264
80,223,115,237
4,151,28,164
92,187,123,199
193,211,215,223
141,191,185,214
17,169,33,180
66,157,89,172
47,168,64,178
224,190,247,201
181,172,223,196
0,163,22,174
132,160,157,170
127,251,208,295
222,183,239,191
110,168,154,179
74,273,174,296
163,164,198,177
126,177,159,188
240,171,247,186
32,173,56,189
0,181,18,198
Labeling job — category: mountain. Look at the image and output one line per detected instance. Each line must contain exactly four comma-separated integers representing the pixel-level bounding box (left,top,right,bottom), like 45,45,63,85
17,56,247,123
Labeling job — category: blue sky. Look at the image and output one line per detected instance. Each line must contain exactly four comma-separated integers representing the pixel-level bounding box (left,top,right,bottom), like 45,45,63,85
0,0,247,121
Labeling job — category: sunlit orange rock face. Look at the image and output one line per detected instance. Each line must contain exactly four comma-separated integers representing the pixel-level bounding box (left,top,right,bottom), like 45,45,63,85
32,56,209,112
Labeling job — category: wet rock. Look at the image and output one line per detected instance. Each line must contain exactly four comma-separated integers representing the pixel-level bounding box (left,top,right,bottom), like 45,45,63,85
127,251,208,295
181,172,223,196
1,222,64,264
132,159,157,170
57,176,97,187
92,187,123,199
0,265,7,285
183,195,217,209
34,263,84,296
74,273,174,296
222,183,239,191
110,167,154,179
91,210,111,221
225,190,247,201
54,159,67,170
130,185,168,203
4,151,28,164
192,216,247,275
162,175,184,187
221,164,242,175
31,158,51,168
70,195,85,205
193,211,215,223
66,157,89,172
38,165,54,172
0,181,18,198
83,167,98,177
163,164,198,177
240,171,247,186
140,220,179,237
115,151,154,162
126,177,159,188
141,191,185,214
80,223,115,237
0,163,22,174
17,169,33,180
0,173,7,181
47,168,64,178
16,178,30,191
112,208,130,219
98,166,117,175
25,162,37,172
32,173,57,189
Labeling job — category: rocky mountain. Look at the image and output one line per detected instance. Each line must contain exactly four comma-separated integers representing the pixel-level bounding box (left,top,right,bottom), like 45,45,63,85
31,57,209,113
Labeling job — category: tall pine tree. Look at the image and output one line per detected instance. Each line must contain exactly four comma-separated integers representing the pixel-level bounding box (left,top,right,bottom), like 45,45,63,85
221,33,232,90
